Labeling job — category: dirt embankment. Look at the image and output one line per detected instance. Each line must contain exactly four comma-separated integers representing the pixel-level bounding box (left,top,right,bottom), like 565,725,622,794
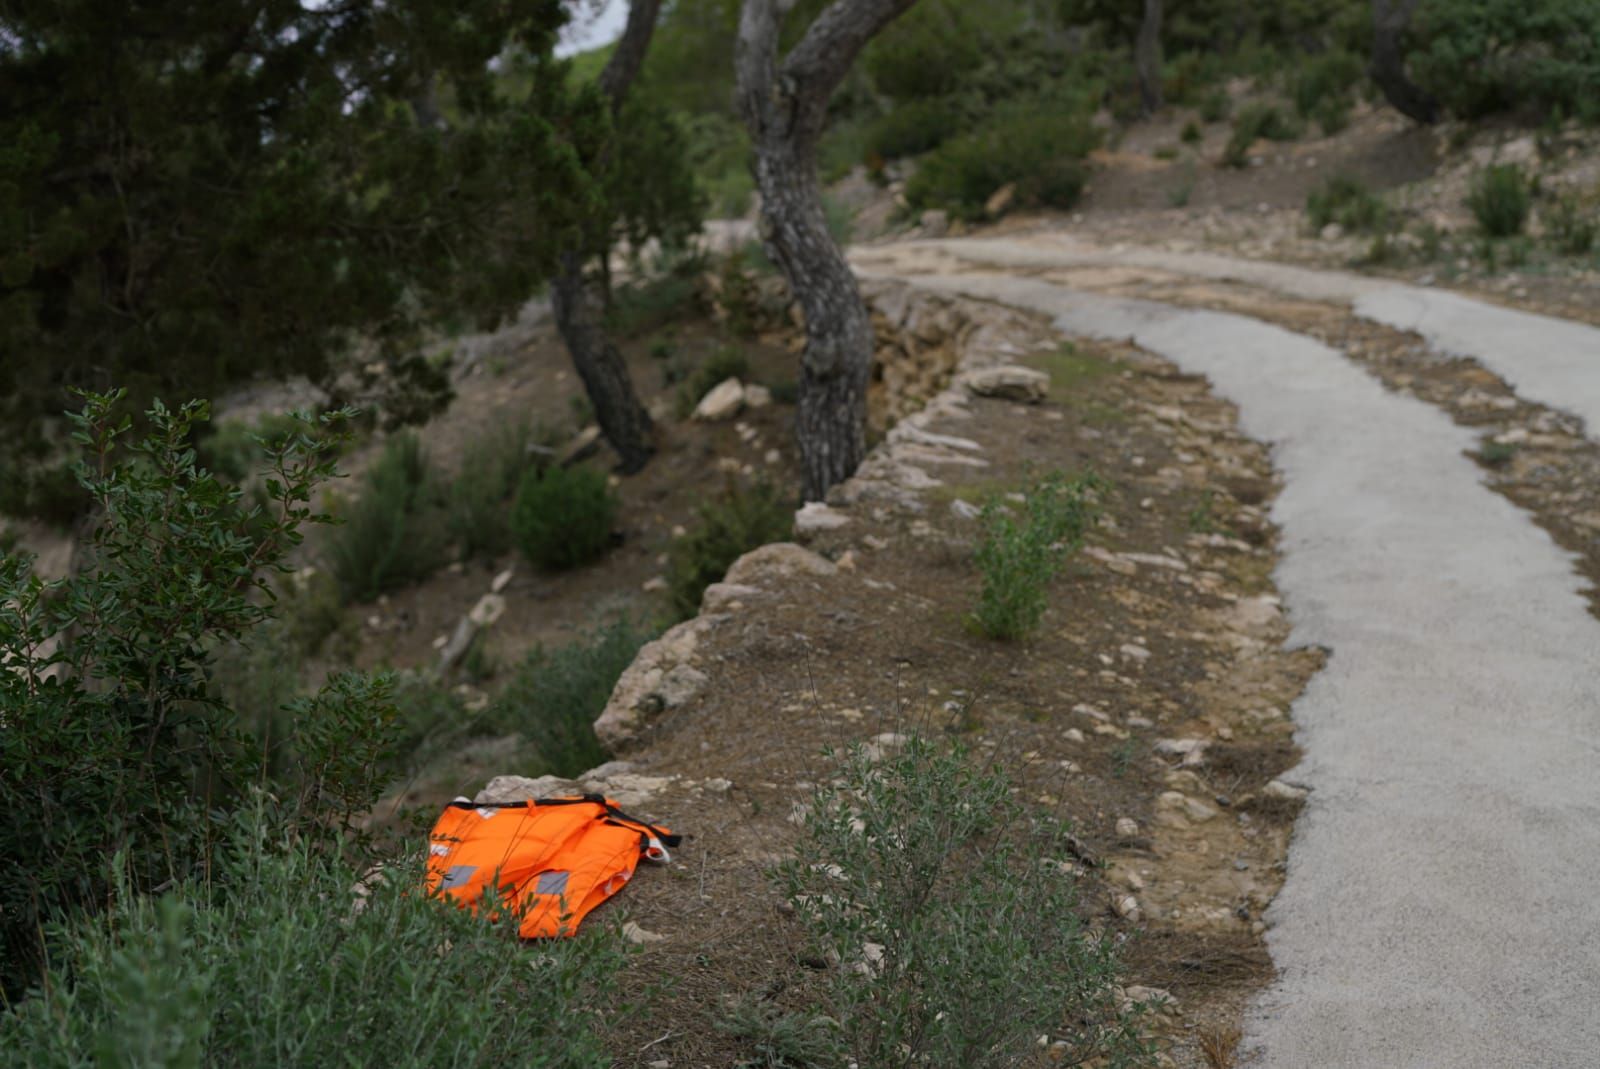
480,285,1320,1067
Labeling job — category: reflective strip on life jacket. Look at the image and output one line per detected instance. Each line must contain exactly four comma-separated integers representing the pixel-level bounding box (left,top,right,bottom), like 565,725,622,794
423,795,679,939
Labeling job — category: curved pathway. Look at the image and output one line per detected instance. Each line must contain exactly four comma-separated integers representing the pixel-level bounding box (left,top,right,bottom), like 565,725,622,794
855,240,1600,1068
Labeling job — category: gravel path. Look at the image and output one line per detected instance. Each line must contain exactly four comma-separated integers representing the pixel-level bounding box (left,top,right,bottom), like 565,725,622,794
856,244,1600,1068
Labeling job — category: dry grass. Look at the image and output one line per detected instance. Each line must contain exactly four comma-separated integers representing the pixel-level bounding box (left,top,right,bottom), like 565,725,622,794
1200,1022,1243,1069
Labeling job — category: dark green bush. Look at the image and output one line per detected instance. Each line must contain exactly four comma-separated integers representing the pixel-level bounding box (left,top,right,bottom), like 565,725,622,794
1198,87,1232,123
905,104,1100,221
1307,174,1390,233
197,412,310,484
511,465,618,571
666,481,794,619
1467,165,1533,237
0,824,623,1068
0,456,91,528
1544,192,1597,254
607,245,709,336
1291,50,1365,134
1222,102,1303,167
485,619,651,776
326,433,450,601
971,472,1103,641
1180,119,1203,144
0,394,399,996
781,736,1149,1068
1410,0,1600,120
868,98,964,160
448,422,545,562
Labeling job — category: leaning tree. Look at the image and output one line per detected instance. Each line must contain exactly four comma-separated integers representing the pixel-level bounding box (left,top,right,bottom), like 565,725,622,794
551,0,702,473
736,0,920,502
1370,0,1440,123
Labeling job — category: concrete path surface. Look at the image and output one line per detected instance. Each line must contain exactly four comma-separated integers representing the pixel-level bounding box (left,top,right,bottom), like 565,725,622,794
855,247,1600,1068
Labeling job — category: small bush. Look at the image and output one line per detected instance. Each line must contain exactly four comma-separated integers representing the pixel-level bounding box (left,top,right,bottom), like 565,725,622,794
511,465,617,571
1544,192,1597,255
0,825,623,1068
197,411,309,484
1467,165,1532,237
970,472,1103,641
905,104,1099,221
326,433,450,601
1221,102,1302,167
867,97,963,160
485,619,651,776
1306,174,1389,233
1198,87,1232,123
1180,119,1202,144
1291,51,1364,134
448,421,545,562
781,736,1149,1068
0,456,91,527
666,481,793,619
0,394,398,995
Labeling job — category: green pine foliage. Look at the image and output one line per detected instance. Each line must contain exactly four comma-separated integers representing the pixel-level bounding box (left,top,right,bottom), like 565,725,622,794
0,0,607,467
1409,0,1600,121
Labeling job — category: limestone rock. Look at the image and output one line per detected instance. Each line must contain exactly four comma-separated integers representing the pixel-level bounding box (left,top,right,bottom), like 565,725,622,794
594,615,717,749
960,365,1050,403
724,542,837,586
692,378,745,421
700,581,763,613
794,501,851,535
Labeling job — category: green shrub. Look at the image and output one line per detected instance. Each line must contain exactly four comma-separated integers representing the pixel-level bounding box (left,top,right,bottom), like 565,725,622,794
1222,102,1302,167
1467,165,1533,237
970,472,1103,640
511,465,618,571
607,245,708,337
0,824,623,1068
905,104,1100,221
1544,192,1597,254
1291,50,1364,134
1410,0,1600,120
867,97,964,160
485,619,651,776
448,421,544,562
780,736,1149,1069
1306,174,1389,233
666,481,793,619
197,411,309,484
0,394,399,995
326,432,450,601
0,456,91,528
1179,119,1202,144
1198,87,1232,123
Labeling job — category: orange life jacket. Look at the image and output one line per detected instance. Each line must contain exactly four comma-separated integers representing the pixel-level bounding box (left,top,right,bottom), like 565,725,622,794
424,794,679,938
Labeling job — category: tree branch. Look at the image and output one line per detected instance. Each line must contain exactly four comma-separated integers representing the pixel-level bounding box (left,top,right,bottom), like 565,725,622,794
779,0,917,137
597,0,664,110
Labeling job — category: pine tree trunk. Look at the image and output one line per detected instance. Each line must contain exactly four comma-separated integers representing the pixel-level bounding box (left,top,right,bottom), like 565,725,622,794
737,0,919,502
551,0,664,473
1135,0,1164,116
551,251,655,473
752,140,873,499
1371,0,1439,123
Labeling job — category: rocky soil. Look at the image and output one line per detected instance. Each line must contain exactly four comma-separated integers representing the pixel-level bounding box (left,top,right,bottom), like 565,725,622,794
479,286,1320,1067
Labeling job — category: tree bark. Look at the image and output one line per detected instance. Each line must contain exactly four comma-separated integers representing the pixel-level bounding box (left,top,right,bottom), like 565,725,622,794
1370,0,1439,124
1135,0,1163,116
736,0,919,502
551,0,664,474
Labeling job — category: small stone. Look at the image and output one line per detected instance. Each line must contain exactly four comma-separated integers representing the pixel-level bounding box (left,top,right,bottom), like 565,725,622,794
985,182,1018,218
795,501,851,534
1114,894,1141,919
468,593,506,628
1115,817,1139,837
919,208,950,237
490,568,514,593
950,498,983,520
744,383,772,408
1320,222,1344,241
960,365,1050,403
622,922,667,945
1064,728,1086,744
1264,779,1309,802
642,575,668,593
1119,643,1151,664
692,378,745,421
